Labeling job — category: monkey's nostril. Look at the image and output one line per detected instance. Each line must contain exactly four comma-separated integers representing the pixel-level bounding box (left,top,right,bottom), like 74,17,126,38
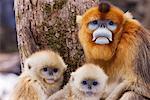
88,85,92,90
100,24,106,28
49,72,53,75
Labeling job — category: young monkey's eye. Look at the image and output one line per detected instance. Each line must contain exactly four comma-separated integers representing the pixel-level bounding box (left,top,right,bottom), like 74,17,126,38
93,81,98,86
53,68,58,73
43,67,48,72
82,80,87,85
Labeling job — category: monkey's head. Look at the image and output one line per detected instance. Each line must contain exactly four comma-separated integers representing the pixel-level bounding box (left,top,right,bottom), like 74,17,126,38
78,1,128,61
24,50,67,85
70,64,108,97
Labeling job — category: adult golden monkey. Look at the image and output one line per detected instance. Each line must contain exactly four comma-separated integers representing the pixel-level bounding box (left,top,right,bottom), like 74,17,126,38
77,1,150,100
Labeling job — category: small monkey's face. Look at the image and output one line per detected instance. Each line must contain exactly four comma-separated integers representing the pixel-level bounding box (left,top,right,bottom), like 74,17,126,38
71,64,108,96
78,2,125,60
24,50,67,84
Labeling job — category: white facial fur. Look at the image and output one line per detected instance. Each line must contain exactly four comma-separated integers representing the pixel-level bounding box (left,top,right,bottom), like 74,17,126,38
71,64,108,97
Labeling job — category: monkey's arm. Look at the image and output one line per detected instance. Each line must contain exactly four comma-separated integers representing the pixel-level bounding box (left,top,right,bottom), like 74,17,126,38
48,89,66,100
48,84,70,100
105,80,130,100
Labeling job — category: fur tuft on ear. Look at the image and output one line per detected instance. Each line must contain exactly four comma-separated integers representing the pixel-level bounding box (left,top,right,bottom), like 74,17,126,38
70,72,76,82
63,64,68,71
76,15,83,24
71,72,75,77
124,11,133,19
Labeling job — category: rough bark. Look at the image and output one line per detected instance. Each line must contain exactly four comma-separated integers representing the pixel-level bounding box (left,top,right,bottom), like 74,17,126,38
14,0,98,84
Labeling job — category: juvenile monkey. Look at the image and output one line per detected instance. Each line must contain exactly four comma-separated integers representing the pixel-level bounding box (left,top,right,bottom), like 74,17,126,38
11,50,67,100
78,1,150,100
48,64,108,100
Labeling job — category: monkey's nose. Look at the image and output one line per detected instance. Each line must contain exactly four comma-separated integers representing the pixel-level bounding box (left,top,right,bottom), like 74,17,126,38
49,72,53,75
88,85,92,90
100,24,106,28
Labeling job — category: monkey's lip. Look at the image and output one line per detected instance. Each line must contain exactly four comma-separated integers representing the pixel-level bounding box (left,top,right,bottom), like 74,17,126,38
92,28,112,44
44,78,55,84
93,37,110,44
85,91,94,96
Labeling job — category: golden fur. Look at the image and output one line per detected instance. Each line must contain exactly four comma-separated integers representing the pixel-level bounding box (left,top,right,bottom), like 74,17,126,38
11,50,67,100
48,64,108,100
78,1,150,100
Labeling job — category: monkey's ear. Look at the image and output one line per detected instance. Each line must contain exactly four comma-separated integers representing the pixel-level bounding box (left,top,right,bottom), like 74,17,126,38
64,64,68,71
124,11,133,19
28,64,32,70
70,72,75,82
76,15,83,24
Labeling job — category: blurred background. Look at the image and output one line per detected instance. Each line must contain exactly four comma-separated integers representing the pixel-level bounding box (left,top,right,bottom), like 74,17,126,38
0,0,20,99
0,0,149,100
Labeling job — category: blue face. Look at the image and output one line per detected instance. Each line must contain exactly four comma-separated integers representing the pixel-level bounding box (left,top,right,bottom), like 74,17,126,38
88,20,117,31
41,66,59,76
39,66,61,84
88,19,117,45
81,79,99,91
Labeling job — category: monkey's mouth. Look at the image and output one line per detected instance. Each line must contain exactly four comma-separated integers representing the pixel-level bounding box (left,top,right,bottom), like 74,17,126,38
86,91,93,96
44,78,55,84
92,28,112,44
85,91,96,96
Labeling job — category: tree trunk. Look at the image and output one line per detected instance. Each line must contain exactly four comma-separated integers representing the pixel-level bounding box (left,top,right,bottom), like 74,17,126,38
14,0,98,85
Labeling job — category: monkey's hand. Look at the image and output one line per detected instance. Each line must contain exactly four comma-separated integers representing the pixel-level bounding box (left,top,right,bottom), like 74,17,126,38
105,80,130,100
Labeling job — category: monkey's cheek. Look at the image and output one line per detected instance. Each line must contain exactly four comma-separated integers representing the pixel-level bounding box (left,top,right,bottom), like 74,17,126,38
95,37,110,44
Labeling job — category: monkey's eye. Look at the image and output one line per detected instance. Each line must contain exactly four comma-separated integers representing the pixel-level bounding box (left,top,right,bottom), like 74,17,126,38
91,20,98,25
82,80,87,85
88,20,99,30
109,21,114,25
107,20,117,31
93,81,98,86
43,68,48,72
53,68,58,73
